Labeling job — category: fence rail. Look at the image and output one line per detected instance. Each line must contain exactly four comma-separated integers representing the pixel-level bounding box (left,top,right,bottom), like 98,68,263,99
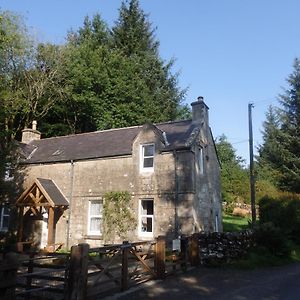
2,232,245,299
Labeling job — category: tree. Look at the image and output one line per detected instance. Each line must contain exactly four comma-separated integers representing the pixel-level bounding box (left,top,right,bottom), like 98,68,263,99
215,135,249,203
56,2,187,133
112,0,158,56
111,0,186,123
258,59,300,193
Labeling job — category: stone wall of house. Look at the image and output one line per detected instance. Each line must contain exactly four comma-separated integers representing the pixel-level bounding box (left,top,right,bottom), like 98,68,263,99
193,129,222,233
19,122,222,248
198,231,254,264
20,131,198,248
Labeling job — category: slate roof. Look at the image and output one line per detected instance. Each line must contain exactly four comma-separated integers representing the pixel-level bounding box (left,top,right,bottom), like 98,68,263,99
21,119,197,164
16,178,69,207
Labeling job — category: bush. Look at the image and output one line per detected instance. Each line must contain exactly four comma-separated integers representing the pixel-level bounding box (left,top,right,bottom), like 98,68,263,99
254,222,290,257
259,194,300,242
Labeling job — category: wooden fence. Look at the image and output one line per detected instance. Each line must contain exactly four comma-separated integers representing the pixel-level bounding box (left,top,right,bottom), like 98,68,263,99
1,234,201,299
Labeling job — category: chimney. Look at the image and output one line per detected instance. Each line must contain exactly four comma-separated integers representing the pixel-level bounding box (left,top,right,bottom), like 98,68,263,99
191,96,209,125
21,120,41,144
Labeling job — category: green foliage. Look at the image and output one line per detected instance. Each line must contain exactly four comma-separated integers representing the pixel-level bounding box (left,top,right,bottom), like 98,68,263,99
259,194,300,243
103,191,136,243
254,222,290,257
258,58,300,193
45,1,186,135
215,135,250,203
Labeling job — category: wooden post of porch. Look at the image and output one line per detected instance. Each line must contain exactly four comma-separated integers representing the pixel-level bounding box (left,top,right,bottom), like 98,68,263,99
47,207,55,250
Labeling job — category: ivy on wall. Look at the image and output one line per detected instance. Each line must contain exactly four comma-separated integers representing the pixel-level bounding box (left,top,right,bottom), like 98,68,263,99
103,191,136,243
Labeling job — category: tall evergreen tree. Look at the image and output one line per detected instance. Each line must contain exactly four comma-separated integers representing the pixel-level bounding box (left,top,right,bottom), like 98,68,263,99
111,0,186,123
258,59,300,193
112,0,158,56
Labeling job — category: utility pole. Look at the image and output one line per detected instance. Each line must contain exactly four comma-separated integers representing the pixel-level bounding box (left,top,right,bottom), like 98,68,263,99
248,103,256,224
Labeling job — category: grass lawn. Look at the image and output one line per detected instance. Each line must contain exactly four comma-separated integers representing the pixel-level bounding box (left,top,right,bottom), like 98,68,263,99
223,214,250,232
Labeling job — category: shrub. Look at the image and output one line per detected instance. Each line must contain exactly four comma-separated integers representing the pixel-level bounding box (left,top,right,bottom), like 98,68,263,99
254,222,290,257
259,194,300,242
103,191,136,243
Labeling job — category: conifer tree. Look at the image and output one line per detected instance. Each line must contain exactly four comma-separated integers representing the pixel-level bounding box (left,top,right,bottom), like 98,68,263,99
258,59,300,193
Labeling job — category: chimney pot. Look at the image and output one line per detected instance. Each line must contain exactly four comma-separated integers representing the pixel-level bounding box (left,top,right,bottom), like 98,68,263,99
197,96,204,102
32,120,37,131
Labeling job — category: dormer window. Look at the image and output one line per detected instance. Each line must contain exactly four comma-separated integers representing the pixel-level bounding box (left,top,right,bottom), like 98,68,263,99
140,144,155,172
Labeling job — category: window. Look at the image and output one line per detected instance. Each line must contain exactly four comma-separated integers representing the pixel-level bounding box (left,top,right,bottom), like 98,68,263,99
88,200,102,235
0,206,10,232
198,147,204,175
139,199,154,236
140,144,155,172
4,163,14,181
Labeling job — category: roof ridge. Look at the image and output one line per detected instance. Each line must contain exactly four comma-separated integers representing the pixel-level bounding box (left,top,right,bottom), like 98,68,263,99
155,119,192,126
30,124,143,142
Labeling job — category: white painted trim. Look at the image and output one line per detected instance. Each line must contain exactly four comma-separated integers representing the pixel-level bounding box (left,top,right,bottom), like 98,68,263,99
140,144,155,173
138,199,154,237
87,200,103,236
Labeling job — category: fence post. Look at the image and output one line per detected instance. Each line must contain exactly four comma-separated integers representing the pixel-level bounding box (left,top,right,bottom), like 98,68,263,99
155,236,166,279
189,233,200,267
121,241,129,291
66,243,89,300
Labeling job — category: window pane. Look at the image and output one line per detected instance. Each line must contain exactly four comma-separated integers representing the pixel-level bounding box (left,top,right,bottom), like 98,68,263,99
144,145,154,157
90,217,101,232
143,157,153,168
2,216,9,229
141,217,152,232
90,201,102,214
141,200,153,215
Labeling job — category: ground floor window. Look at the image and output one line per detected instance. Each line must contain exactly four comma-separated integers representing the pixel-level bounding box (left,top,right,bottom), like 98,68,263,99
139,199,154,236
88,200,103,235
0,206,10,232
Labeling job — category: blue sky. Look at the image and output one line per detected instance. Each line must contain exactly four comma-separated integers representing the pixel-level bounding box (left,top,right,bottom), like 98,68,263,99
1,0,300,163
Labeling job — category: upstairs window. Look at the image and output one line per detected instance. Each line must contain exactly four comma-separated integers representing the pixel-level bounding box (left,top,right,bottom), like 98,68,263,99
0,206,10,232
139,199,154,236
88,200,103,236
140,144,155,172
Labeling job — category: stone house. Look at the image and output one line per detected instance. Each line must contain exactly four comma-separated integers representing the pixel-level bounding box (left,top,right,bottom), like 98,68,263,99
11,97,222,250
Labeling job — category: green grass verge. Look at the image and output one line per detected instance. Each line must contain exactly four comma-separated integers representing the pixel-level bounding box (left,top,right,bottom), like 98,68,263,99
228,244,300,270
223,214,250,232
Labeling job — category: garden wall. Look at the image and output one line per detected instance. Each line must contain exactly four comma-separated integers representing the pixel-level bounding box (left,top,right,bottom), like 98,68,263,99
197,231,254,264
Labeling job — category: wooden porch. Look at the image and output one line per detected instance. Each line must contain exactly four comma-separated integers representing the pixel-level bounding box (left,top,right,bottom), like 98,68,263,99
15,178,68,252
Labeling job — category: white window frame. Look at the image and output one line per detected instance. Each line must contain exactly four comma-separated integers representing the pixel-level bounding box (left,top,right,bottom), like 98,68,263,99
0,206,10,232
140,144,155,173
87,200,103,236
138,199,154,237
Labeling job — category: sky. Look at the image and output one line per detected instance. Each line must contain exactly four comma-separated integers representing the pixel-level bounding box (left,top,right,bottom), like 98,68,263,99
1,0,300,164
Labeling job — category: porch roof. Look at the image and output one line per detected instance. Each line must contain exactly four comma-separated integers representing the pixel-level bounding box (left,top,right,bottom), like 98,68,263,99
16,178,69,207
